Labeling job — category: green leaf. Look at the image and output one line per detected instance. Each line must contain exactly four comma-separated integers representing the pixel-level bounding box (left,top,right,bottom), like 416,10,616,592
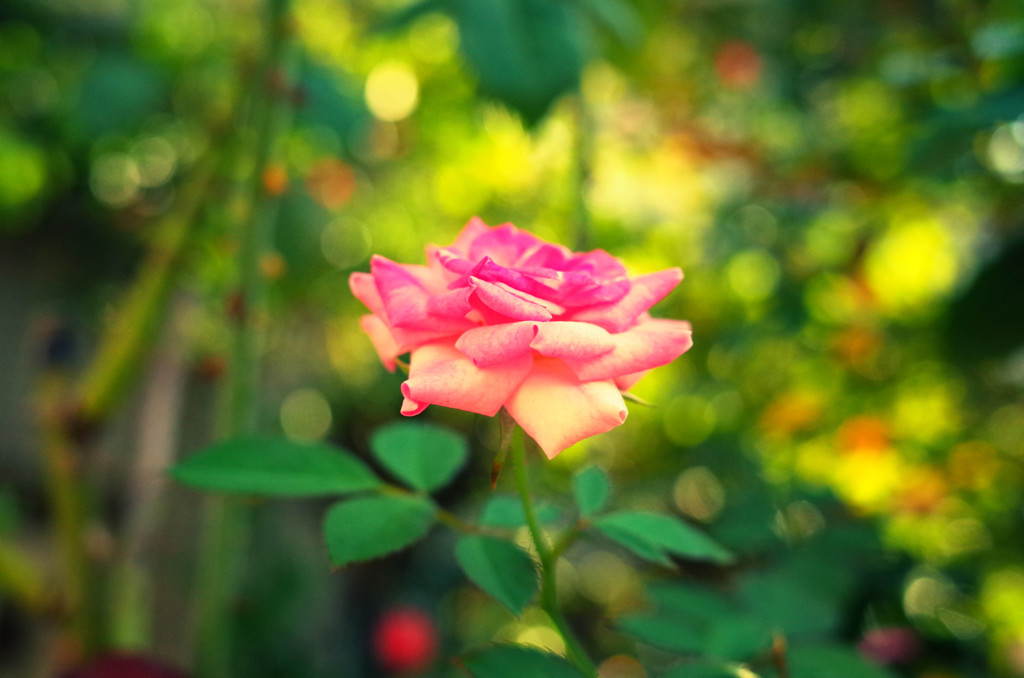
662,660,740,678
172,436,381,497
460,644,586,678
646,582,738,623
704,615,774,661
739,569,839,639
373,0,446,33
450,0,590,124
323,494,436,566
576,0,645,47
616,614,705,654
370,421,468,492
455,536,538,615
788,645,897,678
595,520,674,567
572,466,610,517
594,511,735,566
480,495,561,527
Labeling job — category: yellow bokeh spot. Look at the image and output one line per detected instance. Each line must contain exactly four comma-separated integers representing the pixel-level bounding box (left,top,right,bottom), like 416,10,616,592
90,153,141,208
295,0,354,66
833,449,904,513
365,61,420,122
892,374,962,444
982,568,1024,634
0,127,47,210
577,551,641,612
673,466,726,522
496,609,566,655
280,388,332,442
794,438,836,486
864,216,958,317
726,249,780,302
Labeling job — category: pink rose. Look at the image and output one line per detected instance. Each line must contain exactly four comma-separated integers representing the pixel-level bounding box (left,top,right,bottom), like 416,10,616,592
349,218,693,458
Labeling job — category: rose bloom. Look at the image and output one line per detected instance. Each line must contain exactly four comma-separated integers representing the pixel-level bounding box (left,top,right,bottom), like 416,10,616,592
349,218,693,458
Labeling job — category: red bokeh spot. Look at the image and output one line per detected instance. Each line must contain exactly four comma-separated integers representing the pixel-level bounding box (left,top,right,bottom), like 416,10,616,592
714,40,763,89
372,607,438,674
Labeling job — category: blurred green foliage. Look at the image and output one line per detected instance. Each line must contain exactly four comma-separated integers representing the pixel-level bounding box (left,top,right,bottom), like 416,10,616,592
2,0,1024,676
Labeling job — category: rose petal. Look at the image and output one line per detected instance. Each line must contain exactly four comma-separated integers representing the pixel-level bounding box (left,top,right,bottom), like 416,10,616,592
360,314,400,372
401,342,534,416
567,268,684,332
468,223,543,266
450,216,493,255
519,242,571,270
371,255,431,328
563,318,693,381
468,257,561,300
530,321,615,360
468,276,552,323
401,396,427,416
350,272,386,317
372,255,476,332
614,371,647,391
505,359,628,459
426,287,474,319
455,322,538,367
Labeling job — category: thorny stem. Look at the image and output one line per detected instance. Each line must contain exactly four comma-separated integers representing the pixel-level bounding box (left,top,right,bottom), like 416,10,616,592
37,376,103,657
510,432,598,677
193,0,295,675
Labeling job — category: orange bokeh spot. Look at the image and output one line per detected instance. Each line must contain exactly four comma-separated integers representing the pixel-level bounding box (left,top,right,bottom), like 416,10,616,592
714,40,763,90
306,158,356,209
759,391,823,438
259,252,286,279
838,415,889,455
262,164,289,196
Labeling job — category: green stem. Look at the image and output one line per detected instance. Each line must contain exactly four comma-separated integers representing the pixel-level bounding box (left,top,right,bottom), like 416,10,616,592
193,1,294,675
510,434,597,677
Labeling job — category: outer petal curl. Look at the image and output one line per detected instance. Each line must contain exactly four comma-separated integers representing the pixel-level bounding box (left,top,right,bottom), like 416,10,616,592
359,315,400,372
505,358,628,459
563,318,693,382
401,342,533,417
349,272,386,317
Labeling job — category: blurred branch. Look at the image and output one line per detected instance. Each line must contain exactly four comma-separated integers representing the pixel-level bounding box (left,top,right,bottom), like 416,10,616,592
76,159,216,423
570,92,594,251
0,538,52,616
35,127,222,663
193,0,297,675
37,373,102,657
